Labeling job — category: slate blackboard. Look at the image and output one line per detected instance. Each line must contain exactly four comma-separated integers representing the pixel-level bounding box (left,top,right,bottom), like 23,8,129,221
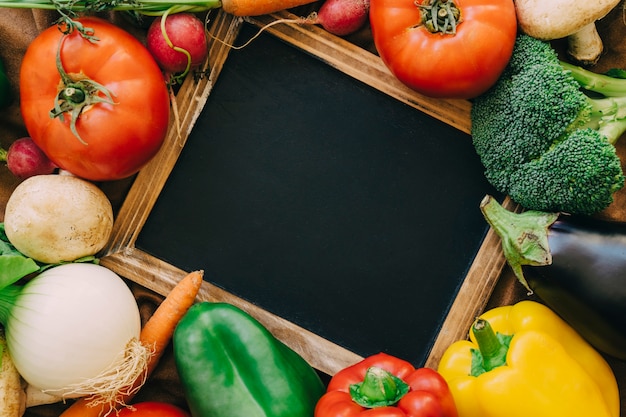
137,24,499,367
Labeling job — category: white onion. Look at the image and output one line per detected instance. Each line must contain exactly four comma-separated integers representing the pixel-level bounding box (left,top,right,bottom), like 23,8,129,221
0,263,143,398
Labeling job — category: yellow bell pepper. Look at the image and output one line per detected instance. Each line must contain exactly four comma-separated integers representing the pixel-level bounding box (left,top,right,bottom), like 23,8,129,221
437,300,619,417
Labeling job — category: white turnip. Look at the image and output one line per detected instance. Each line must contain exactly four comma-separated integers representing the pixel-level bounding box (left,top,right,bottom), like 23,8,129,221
3,174,114,264
311,0,370,36
146,13,208,75
1,137,56,179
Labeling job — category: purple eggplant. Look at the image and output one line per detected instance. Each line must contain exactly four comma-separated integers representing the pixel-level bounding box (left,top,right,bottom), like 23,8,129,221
481,194,626,360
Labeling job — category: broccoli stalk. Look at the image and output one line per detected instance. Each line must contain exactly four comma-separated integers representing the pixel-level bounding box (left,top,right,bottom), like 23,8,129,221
471,34,626,215
563,61,626,137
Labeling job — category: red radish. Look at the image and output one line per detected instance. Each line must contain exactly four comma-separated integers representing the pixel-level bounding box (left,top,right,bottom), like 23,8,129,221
312,0,370,36
2,137,56,179
146,13,208,75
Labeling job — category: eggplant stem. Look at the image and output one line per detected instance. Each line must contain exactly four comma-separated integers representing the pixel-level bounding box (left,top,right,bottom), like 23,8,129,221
479,195,559,293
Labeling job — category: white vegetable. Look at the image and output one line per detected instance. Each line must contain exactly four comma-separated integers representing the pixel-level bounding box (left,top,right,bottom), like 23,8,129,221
0,331,25,417
3,174,114,264
24,385,62,408
514,0,620,65
0,263,149,404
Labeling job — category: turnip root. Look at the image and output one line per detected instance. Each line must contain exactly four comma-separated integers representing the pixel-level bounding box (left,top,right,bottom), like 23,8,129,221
310,0,370,36
146,13,208,76
3,175,114,264
0,332,25,417
0,137,56,180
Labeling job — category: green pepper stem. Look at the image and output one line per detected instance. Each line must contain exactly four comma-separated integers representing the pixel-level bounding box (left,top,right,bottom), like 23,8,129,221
349,366,410,408
472,319,508,372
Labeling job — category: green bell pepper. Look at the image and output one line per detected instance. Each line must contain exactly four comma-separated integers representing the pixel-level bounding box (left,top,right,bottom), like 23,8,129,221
0,58,12,108
173,302,326,417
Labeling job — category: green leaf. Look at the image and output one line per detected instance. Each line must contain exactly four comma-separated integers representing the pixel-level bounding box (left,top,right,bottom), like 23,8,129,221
0,224,39,287
605,68,626,79
0,223,99,289
0,256,39,288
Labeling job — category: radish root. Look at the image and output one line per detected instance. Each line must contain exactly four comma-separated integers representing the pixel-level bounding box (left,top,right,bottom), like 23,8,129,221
205,14,316,50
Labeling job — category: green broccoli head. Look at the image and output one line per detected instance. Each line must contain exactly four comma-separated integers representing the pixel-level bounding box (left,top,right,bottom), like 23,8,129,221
507,129,625,215
471,34,626,215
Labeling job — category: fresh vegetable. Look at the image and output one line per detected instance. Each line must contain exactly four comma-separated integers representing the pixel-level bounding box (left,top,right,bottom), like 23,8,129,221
0,0,316,17
20,17,170,181
116,402,190,417
471,34,626,215
0,137,57,179
0,331,25,417
59,270,204,417
173,302,326,417
146,13,208,78
24,384,63,408
315,352,458,417
0,57,12,108
309,0,370,36
480,194,626,359
514,0,619,65
0,263,149,402
3,174,113,264
0,223,39,287
437,300,619,417
368,0,517,99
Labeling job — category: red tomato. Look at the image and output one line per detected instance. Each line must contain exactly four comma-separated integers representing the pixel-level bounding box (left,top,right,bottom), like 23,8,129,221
369,0,517,99
20,17,170,181
117,402,190,417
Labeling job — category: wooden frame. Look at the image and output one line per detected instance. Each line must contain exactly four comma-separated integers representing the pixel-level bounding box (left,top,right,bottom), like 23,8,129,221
99,10,514,376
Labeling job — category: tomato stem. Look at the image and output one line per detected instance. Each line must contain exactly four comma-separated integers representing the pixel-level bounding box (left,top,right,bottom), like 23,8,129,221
49,32,117,145
416,0,461,35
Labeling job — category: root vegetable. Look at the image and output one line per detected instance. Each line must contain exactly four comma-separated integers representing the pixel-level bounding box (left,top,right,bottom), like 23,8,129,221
3,174,113,264
221,0,317,16
60,270,204,417
0,264,147,404
146,13,208,76
0,0,318,18
0,331,25,417
0,137,57,180
310,0,369,36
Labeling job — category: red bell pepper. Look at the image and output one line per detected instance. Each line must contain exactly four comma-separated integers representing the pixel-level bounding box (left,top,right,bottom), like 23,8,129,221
315,352,458,417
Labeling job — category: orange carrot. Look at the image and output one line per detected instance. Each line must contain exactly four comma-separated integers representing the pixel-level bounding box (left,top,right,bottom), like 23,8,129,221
221,0,317,16
59,270,204,417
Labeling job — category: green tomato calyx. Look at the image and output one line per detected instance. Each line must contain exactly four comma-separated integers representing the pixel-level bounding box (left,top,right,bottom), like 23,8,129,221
49,27,117,145
417,0,462,35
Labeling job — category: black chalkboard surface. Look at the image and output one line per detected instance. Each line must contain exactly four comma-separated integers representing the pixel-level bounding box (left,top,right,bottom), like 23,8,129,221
137,24,498,366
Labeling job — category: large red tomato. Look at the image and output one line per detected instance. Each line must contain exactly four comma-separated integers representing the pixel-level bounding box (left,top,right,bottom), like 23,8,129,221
20,17,170,181
117,402,190,417
369,0,517,99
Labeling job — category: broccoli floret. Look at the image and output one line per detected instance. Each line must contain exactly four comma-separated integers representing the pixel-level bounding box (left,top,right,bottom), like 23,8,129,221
471,34,626,215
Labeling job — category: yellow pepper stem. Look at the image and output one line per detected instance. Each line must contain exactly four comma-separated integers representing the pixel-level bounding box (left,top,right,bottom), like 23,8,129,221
471,318,511,376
